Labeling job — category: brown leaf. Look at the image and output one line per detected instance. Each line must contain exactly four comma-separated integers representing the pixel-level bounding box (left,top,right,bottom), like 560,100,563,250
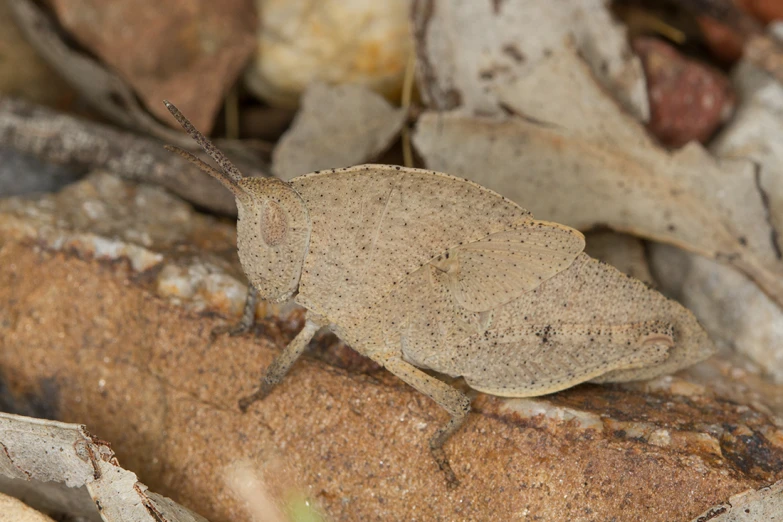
45,0,257,133
413,47,783,309
6,0,196,147
272,83,406,180
0,0,75,109
411,0,649,120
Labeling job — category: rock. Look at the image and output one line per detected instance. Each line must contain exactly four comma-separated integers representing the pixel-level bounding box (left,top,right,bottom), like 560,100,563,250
712,59,783,235
47,0,258,133
0,493,55,522
633,37,735,148
1,174,783,520
697,16,745,64
244,0,411,108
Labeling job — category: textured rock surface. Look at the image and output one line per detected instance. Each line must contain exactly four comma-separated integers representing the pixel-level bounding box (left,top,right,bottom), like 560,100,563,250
2,175,783,521
245,0,411,108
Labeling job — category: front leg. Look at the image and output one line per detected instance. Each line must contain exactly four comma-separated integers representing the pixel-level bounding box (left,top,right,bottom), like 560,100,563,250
212,285,259,339
373,353,471,488
238,315,321,412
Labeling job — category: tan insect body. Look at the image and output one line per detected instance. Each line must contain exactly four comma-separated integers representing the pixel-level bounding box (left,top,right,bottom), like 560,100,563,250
163,102,715,487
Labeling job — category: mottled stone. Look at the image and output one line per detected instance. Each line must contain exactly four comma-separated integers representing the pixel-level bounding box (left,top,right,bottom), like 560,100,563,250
1,174,782,521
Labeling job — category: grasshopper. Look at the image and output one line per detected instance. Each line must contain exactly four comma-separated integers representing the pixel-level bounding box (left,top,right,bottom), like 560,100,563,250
163,102,714,486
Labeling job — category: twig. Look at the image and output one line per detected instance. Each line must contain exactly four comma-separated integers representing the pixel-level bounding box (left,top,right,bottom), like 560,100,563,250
0,97,269,215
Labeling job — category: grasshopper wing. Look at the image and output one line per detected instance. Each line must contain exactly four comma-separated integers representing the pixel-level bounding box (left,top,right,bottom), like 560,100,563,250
432,221,585,312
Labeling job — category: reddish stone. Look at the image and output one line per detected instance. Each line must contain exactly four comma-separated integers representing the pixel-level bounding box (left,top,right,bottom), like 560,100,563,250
697,16,745,64
633,37,736,148
738,0,783,24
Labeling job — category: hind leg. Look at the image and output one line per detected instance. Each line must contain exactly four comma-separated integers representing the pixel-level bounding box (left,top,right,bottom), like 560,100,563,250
372,353,471,488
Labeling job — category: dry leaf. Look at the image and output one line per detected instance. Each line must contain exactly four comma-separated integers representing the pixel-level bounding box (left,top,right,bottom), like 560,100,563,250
6,0,195,147
272,83,406,180
643,60,783,384
413,47,783,310
411,0,649,120
690,479,783,521
584,231,654,286
0,412,209,522
46,0,257,133
0,0,75,109
712,60,783,238
650,243,783,382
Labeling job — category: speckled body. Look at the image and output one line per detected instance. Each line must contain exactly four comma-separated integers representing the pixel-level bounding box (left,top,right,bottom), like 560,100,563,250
233,166,712,396
163,101,715,485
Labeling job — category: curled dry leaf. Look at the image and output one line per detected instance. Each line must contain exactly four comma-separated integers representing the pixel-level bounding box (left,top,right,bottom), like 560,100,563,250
413,47,783,310
650,243,783,383
411,0,649,120
6,0,195,148
0,412,209,522
272,83,406,180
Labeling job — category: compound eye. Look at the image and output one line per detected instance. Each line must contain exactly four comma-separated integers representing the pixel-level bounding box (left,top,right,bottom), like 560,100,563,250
260,200,288,246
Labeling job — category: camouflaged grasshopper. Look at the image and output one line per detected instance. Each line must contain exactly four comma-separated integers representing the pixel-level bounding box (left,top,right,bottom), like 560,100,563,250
163,102,714,487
